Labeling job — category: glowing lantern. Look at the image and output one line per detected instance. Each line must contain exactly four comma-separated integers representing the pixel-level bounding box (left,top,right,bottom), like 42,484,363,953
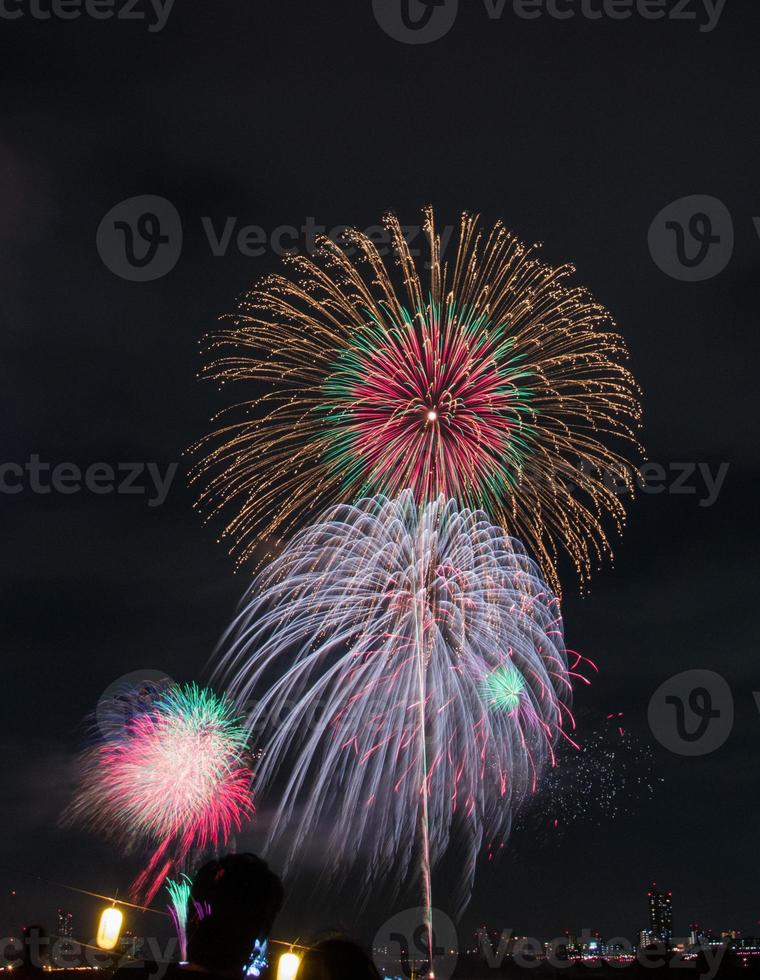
277,951,301,980
96,906,123,950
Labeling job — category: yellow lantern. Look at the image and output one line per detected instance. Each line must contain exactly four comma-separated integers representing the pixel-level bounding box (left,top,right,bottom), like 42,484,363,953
276,951,301,980
96,906,124,950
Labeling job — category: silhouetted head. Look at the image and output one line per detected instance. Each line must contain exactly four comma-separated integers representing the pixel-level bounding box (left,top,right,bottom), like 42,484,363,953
298,939,381,980
186,853,283,976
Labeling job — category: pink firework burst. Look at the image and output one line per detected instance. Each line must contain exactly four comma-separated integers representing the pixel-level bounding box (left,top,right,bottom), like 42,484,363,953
66,684,254,904
321,303,533,507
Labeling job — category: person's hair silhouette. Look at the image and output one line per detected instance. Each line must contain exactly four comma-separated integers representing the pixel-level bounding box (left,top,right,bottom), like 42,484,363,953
185,853,284,977
298,939,380,980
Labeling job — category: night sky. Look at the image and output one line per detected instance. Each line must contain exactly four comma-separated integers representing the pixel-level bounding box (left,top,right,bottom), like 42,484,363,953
2,0,759,951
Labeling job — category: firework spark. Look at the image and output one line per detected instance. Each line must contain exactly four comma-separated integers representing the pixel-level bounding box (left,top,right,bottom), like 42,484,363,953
216,491,592,915
483,664,526,714
193,208,642,589
513,714,662,840
66,684,254,904
166,875,192,962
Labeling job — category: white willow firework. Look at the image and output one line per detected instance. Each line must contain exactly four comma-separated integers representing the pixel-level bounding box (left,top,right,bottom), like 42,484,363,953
216,492,591,914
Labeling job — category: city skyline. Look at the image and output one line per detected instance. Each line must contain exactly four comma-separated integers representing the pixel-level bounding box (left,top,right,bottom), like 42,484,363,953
3,878,756,953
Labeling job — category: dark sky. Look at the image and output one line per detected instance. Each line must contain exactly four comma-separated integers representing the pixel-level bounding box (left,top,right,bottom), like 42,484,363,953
1,0,759,952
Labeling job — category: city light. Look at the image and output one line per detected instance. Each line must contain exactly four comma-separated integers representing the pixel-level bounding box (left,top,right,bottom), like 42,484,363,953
276,951,301,980
95,907,123,951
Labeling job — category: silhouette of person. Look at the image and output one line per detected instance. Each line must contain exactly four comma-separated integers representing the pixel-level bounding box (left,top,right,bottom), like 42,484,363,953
114,854,283,980
297,939,381,980
185,853,284,978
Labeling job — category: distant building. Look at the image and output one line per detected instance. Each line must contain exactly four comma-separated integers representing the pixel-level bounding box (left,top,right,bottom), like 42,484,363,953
647,884,673,946
563,932,579,956
119,931,144,959
584,933,602,958
57,909,73,939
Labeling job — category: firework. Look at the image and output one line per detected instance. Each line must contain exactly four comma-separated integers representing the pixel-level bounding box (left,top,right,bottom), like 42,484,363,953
166,875,192,962
514,714,662,838
483,664,526,714
66,684,254,904
216,491,592,915
193,208,641,589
